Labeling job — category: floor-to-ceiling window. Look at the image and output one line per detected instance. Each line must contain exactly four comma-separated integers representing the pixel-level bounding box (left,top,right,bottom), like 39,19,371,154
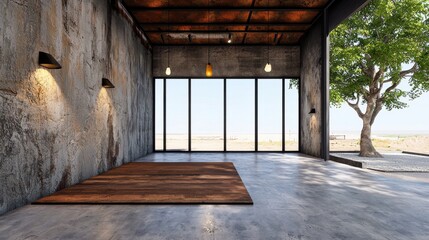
226,79,255,151
165,78,188,151
191,78,224,151
155,78,164,151
284,78,299,151
258,78,283,151
154,78,299,152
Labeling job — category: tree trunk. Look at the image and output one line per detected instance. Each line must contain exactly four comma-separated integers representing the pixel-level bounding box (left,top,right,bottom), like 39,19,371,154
359,118,382,157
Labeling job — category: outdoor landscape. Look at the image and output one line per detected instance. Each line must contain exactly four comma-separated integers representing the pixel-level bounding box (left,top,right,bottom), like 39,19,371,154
156,133,299,151
329,0,429,161
330,132,429,154
156,132,429,154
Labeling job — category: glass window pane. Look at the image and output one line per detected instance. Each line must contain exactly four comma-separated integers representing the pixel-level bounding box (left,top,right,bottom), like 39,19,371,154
285,79,299,151
258,79,282,151
155,78,164,150
166,79,188,151
191,78,223,151
226,79,255,151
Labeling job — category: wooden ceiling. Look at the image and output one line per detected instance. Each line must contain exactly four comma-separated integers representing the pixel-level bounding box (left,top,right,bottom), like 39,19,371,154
122,0,331,45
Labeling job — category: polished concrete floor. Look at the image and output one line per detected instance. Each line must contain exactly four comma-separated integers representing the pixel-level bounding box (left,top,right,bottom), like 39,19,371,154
0,153,428,240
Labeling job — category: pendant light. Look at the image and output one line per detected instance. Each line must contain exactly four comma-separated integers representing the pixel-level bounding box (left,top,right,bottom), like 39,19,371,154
165,0,171,76
264,0,272,73
205,0,213,77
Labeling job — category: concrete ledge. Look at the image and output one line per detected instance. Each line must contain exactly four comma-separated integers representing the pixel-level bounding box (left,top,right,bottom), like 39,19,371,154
403,151,429,157
329,154,364,168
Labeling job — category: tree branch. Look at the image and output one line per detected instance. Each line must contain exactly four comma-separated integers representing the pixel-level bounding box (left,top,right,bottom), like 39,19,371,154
360,54,375,79
346,98,364,119
383,64,417,85
370,99,383,125
383,64,417,95
374,68,384,81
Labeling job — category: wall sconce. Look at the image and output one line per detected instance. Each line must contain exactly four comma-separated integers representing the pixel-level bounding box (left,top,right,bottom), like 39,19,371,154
102,78,115,88
309,108,316,114
38,51,62,69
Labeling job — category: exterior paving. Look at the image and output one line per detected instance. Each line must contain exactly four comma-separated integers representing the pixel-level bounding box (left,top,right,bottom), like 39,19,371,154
331,152,429,172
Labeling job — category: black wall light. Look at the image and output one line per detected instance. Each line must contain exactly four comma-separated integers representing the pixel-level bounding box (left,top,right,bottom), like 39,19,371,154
38,51,62,69
102,78,115,88
309,108,316,114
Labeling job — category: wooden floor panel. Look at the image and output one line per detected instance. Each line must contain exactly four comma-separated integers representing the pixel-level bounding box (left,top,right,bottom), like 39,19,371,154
34,162,253,204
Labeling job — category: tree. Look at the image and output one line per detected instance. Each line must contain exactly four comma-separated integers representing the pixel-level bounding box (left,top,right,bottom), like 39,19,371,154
330,0,429,157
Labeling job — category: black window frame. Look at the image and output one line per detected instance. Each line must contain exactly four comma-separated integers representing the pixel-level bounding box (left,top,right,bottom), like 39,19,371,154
153,77,301,153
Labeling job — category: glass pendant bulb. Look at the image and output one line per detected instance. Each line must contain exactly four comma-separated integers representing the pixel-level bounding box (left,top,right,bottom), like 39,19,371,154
165,66,171,75
264,63,272,72
206,63,213,77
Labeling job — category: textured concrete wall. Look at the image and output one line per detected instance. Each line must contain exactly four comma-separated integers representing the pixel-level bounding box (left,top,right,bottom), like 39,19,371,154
153,46,300,77
0,0,153,215
300,20,322,157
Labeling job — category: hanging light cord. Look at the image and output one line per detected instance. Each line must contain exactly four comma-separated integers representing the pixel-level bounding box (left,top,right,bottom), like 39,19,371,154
167,0,170,67
207,0,210,63
267,0,270,64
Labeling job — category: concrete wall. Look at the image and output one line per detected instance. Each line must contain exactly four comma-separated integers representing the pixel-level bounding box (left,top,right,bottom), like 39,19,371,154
0,0,153,215
300,20,323,157
153,46,300,77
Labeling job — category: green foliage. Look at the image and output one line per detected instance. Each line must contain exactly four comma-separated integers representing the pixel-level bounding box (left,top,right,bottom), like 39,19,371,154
330,0,429,109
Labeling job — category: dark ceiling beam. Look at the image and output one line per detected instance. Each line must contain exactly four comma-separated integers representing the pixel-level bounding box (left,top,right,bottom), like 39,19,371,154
144,30,304,33
140,22,311,27
276,33,284,45
129,6,322,12
327,0,371,33
242,0,256,44
112,1,152,48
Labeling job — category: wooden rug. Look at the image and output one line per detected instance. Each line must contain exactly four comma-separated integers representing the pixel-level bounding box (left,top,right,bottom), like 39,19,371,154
34,162,253,204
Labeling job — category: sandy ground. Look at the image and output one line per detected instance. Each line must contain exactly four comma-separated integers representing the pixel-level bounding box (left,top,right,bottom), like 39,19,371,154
330,135,429,154
155,134,429,154
155,134,299,151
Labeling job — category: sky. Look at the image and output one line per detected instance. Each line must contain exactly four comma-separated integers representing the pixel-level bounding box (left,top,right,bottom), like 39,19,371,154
331,78,429,134
156,77,429,136
155,78,298,135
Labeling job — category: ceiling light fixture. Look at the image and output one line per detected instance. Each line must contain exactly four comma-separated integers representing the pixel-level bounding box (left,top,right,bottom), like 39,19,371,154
264,0,272,73
165,0,171,76
205,0,213,77
102,78,115,88
38,51,62,69
227,33,232,44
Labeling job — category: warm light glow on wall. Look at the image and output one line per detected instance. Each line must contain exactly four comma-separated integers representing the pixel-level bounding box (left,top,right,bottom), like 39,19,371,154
96,84,115,132
32,68,65,122
34,68,60,93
